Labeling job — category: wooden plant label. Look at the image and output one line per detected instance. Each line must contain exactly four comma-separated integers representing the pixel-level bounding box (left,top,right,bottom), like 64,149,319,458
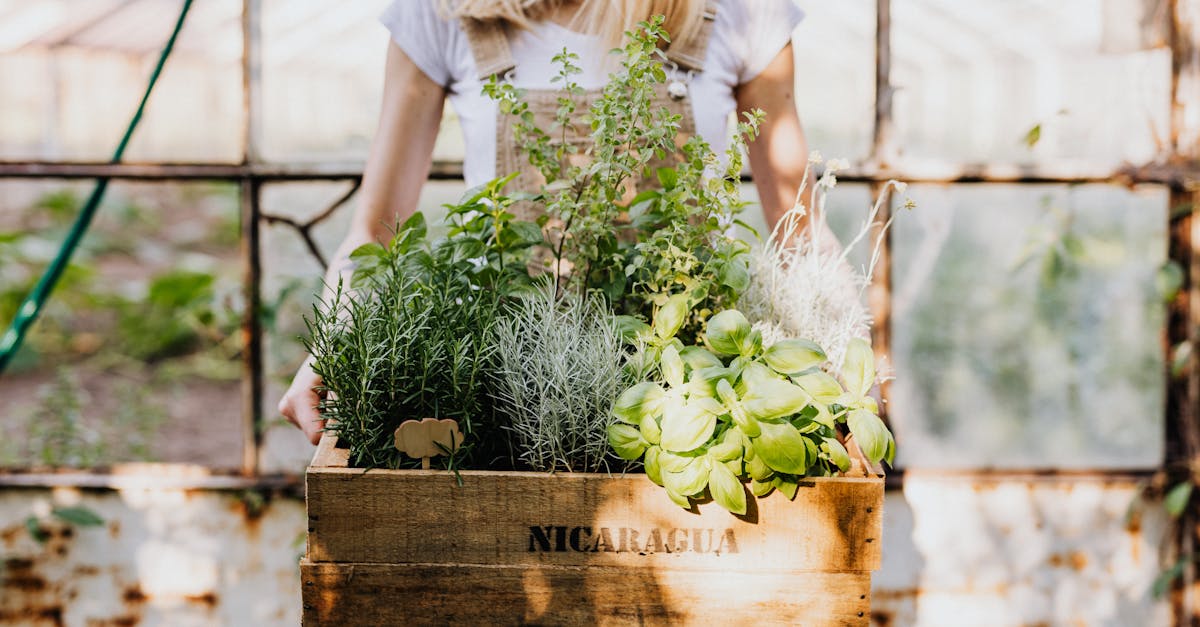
394,418,462,469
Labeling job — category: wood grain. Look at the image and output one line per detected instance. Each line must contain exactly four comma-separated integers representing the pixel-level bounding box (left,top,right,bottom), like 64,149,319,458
306,438,883,572
301,561,872,626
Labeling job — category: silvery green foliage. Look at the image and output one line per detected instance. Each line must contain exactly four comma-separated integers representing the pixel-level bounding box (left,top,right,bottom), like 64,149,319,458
491,287,631,472
739,157,907,369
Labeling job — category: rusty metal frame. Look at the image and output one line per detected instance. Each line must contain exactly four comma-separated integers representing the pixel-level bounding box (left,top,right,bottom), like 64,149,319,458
1,3,1199,617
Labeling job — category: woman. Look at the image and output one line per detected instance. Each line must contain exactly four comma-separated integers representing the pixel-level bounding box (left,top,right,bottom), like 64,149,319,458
279,0,814,444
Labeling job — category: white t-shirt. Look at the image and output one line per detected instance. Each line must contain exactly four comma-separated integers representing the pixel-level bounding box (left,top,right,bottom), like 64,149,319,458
381,0,805,187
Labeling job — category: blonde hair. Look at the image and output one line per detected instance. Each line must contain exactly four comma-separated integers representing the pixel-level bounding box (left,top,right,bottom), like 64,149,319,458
440,0,706,49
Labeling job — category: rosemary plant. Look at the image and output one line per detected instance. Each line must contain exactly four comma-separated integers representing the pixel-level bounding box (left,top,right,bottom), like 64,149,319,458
304,214,508,469
491,286,631,472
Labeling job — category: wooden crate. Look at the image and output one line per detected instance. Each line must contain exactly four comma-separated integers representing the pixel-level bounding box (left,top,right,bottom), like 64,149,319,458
302,433,884,626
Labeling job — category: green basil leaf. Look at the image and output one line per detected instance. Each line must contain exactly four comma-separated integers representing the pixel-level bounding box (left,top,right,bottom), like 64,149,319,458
656,167,679,190
715,377,739,407
614,315,652,343
658,450,693,473
679,345,723,371
704,310,751,356
793,371,845,405
607,423,648,460
752,420,809,474
660,400,719,453
762,339,827,375
666,486,692,509
750,478,775,497
841,337,876,399
645,445,665,486
718,258,751,292
612,382,666,424
741,378,810,420
654,293,691,339
640,413,662,445
846,409,891,465
773,476,800,500
708,461,748,515
661,344,686,388
707,428,744,462
663,456,712,496
745,446,773,481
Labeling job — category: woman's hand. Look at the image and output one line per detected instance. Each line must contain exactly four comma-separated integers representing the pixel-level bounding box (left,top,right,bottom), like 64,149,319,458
279,357,326,445
277,40,445,445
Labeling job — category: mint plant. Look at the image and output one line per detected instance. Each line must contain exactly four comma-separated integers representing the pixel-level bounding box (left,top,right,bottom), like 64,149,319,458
608,308,895,514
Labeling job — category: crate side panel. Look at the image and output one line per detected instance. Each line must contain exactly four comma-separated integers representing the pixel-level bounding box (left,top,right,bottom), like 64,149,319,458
306,469,882,570
300,561,871,626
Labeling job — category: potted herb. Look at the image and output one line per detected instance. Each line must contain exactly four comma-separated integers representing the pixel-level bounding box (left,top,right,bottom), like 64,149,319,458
302,18,894,625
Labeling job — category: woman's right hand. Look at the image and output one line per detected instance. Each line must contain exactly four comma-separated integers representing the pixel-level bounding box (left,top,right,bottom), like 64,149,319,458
278,357,326,445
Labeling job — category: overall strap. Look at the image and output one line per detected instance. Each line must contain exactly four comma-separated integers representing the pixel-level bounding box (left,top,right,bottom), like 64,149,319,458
461,17,517,80
665,0,719,72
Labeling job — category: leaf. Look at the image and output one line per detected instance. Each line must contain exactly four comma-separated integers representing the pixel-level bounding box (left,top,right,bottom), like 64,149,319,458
679,345,723,371
792,371,844,404
821,437,852,473
392,211,427,252
1153,555,1192,598
707,429,744,462
847,409,892,465
663,456,711,496
506,220,545,248
717,258,750,292
643,446,664,485
750,478,774,497
840,338,876,399
1159,261,1185,303
612,382,666,424
708,461,747,515
1166,482,1194,518
705,310,751,356
25,516,48,544
762,339,827,375
660,399,719,453
51,506,104,527
741,378,810,420
1022,123,1041,148
773,476,800,500
608,423,648,460
666,487,692,509
656,167,679,190
654,293,691,339
639,413,662,445
614,315,652,343
752,420,809,474
660,344,686,388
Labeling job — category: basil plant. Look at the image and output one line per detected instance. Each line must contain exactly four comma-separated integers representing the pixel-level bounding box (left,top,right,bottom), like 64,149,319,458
608,303,895,515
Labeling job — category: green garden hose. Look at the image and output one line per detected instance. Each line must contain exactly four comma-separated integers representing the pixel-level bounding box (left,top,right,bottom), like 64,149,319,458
0,0,195,374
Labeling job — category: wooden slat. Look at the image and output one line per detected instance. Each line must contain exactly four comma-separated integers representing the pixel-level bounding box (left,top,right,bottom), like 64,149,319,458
309,433,348,468
306,460,883,571
301,561,871,626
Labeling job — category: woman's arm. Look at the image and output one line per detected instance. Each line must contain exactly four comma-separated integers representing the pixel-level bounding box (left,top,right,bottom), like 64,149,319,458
278,41,446,445
735,42,835,249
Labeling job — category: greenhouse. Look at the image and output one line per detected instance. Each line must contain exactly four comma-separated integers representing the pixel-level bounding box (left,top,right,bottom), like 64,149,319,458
1,0,1198,625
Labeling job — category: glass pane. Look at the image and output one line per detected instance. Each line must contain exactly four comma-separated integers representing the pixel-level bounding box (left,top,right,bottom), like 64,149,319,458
0,0,243,162
892,0,1170,168
890,183,1167,469
258,179,468,472
792,0,875,163
0,180,244,468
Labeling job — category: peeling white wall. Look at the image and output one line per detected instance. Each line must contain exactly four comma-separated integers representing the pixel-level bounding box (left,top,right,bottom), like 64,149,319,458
0,477,1171,626
0,487,303,626
873,476,1170,627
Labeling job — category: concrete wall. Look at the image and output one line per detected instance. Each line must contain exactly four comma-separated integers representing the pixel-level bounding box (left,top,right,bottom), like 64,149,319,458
0,475,1169,626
